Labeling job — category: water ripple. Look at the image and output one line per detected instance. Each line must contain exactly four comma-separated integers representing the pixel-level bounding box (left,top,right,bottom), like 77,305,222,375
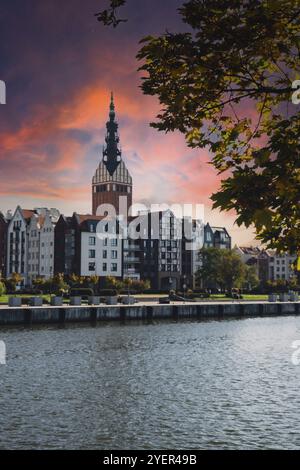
0,317,300,449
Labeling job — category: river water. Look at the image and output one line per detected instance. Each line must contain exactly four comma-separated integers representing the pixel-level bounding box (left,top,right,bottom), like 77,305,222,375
0,316,300,449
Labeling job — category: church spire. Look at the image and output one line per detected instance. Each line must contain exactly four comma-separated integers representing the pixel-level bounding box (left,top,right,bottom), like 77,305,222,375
92,92,133,215
103,92,121,175
109,91,115,121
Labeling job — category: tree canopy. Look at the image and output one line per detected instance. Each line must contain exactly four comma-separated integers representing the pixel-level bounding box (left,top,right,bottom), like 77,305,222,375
97,0,300,253
196,247,247,290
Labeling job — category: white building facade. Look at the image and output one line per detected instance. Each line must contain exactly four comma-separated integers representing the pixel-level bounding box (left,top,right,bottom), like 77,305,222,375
268,252,297,281
6,206,31,285
7,207,59,286
80,218,122,278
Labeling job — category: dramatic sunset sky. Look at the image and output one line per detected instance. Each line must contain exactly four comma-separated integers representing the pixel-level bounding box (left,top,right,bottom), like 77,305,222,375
0,0,257,245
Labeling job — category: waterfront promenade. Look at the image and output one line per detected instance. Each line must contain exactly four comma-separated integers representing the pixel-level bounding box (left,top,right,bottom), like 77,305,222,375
0,300,299,326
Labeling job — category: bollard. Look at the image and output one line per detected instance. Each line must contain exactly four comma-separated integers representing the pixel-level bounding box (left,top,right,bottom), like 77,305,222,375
51,296,63,307
70,296,81,306
8,297,22,307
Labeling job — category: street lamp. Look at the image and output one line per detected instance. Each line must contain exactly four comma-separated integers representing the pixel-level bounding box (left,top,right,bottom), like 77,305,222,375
183,274,187,303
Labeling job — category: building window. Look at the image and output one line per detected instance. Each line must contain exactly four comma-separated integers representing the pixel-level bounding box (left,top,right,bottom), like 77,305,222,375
111,250,118,259
89,262,95,271
111,239,117,246
103,250,107,259
89,250,96,258
89,237,96,246
103,263,107,272
111,263,118,272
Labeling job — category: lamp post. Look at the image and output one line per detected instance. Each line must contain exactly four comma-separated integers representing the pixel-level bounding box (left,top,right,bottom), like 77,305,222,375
183,274,187,303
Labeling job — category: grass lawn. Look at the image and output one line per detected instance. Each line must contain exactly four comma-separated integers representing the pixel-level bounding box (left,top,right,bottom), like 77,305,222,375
210,294,268,301
0,294,52,305
242,294,268,301
0,295,8,304
135,294,168,298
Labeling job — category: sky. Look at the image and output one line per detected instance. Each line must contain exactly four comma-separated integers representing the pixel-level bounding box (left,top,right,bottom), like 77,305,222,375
0,0,257,246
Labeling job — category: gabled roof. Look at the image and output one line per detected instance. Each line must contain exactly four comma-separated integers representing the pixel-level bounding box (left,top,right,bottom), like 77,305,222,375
238,246,261,255
21,209,35,221
0,212,8,223
211,226,230,237
74,214,105,225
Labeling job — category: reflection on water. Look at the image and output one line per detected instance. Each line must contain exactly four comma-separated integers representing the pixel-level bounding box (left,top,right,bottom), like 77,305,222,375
0,316,300,449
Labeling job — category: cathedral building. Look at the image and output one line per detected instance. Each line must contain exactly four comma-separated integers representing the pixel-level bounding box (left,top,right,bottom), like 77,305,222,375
92,93,133,216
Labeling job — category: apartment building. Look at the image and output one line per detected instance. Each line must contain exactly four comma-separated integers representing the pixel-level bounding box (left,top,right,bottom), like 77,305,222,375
0,212,8,278
6,206,59,285
268,251,297,281
27,208,59,283
55,213,122,278
235,246,297,283
135,210,182,290
181,217,205,289
80,216,122,278
6,207,33,285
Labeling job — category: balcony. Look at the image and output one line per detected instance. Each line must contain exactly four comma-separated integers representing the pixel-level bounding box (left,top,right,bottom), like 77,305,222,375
123,269,140,280
124,257,140,263
123,244,141,251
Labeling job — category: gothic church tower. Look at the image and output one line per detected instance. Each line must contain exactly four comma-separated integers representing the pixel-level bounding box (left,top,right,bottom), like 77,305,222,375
92,93,133,215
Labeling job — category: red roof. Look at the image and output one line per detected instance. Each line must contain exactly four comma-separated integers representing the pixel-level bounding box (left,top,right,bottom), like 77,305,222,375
21,209,35,220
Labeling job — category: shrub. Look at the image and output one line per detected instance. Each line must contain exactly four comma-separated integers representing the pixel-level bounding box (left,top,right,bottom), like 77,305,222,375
20,297,30,306
4,278,16,293
69,288,94,299
98,289,117,297
0,281,6,296
18,288,43,295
